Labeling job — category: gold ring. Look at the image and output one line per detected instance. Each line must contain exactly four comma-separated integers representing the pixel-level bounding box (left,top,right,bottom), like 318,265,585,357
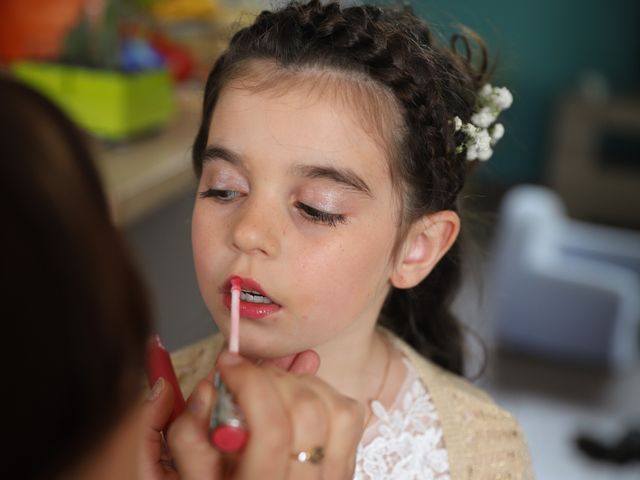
292,446,325,464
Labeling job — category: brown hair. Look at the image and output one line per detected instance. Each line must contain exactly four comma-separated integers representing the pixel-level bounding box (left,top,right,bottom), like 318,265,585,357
1,77,151,479
193,1,492,375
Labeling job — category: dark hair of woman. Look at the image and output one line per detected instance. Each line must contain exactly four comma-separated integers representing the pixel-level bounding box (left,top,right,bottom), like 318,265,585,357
192,0,492,375
1,76,151,479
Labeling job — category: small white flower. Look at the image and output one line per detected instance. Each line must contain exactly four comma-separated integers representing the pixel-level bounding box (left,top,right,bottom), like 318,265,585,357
490,123,504,142
454,84,512,162
477,146,493,161
466,145,478,161
461,122,478,137
474,128,492,151
479,83,493,98
492,87,513,109
471,107,496,128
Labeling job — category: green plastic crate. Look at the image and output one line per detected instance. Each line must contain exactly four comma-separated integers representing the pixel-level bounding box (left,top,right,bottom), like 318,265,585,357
13,62,174,140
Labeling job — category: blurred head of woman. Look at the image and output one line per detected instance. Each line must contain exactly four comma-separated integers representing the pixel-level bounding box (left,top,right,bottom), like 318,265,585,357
0,76,151,480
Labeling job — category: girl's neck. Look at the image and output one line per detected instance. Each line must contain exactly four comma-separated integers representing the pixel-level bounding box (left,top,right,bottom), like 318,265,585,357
313,326,402,413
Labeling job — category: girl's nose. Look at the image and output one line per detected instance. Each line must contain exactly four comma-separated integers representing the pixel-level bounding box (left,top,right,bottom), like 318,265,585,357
231,197,281,258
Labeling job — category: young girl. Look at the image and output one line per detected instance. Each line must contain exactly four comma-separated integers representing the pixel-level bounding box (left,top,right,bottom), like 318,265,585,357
171,1,533,478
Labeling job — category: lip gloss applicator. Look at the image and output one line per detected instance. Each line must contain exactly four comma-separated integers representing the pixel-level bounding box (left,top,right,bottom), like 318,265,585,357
210,276,248,453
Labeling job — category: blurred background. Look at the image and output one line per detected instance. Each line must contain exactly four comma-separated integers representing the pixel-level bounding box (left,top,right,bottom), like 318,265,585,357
2,0,638,477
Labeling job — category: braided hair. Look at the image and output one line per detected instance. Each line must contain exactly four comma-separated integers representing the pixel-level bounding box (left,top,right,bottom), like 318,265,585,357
193,1,492,375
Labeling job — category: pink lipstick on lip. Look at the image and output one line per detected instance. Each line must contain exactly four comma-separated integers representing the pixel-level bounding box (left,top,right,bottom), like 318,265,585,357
222,276,281,320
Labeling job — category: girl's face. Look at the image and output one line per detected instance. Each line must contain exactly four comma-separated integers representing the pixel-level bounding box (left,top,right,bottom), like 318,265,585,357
192,80,401,358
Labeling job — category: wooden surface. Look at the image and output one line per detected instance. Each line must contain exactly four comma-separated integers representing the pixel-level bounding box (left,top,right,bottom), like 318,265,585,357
94,86,202,226
549,92,640,228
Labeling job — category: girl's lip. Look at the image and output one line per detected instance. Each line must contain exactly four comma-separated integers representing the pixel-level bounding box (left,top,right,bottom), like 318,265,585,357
222,293,282,320
221,276,281,306
224,276,273,298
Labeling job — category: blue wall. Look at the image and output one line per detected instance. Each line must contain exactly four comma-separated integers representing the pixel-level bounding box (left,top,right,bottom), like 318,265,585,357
409,0,640,183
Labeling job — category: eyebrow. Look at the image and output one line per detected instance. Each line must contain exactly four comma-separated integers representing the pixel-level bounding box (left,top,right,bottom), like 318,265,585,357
202,144,372,196
289,164,372,196
202,145,241,165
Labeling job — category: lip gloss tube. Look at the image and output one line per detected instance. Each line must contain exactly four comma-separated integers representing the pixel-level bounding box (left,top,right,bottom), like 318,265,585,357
210,277,248,453
210,370,248,452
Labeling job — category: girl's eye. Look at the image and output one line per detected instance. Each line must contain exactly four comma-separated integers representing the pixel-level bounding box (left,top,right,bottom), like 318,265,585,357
295,201,347,227
198,188,242,202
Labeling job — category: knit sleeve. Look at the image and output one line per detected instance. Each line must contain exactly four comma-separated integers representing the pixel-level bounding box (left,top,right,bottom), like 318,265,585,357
170,333,224,398
440,376,534,479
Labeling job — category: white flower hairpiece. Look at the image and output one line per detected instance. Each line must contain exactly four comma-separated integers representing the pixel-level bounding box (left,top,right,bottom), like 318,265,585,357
453,84,513,161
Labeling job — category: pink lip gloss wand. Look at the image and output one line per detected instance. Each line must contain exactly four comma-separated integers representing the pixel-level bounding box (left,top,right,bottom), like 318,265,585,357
229,277,240,355
210,277,248,453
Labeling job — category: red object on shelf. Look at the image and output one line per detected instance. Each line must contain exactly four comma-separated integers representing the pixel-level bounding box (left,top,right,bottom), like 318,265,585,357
151,34,193,82
0,0,84,63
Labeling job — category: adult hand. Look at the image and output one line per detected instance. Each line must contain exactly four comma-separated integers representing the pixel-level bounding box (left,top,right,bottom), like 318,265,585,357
139,377,179,480
261,349,321,374
137,349,321,480
164,351,364,479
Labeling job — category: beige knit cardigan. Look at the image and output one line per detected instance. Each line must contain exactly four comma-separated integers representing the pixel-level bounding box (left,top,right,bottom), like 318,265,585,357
171,333,534,479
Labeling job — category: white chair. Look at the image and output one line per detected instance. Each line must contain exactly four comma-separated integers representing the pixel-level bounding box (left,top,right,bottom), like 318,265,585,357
487,185,640,370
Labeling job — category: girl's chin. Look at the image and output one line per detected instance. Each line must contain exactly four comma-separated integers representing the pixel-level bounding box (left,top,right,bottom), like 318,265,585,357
213,317,317,360
215,330,286,359
237,345,299,361
236,337,310,362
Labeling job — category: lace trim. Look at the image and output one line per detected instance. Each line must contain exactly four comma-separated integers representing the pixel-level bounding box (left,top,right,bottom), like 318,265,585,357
354,359,450,480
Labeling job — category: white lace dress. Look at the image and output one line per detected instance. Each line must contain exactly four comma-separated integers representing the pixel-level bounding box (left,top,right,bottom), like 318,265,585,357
354,358,450,480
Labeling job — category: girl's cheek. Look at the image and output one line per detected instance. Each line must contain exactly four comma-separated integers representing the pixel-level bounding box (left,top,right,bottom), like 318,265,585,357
192,212,221,268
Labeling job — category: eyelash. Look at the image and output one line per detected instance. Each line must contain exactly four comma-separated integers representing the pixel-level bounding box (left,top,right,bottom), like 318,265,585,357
198,189,241,201
294,201,347,227
198,189,347,227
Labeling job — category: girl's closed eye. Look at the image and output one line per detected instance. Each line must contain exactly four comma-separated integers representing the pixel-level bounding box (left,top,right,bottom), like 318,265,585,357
199,188,243,202
294,201,347,227
198,167,248,203
200,188,347,226
198,162,249,202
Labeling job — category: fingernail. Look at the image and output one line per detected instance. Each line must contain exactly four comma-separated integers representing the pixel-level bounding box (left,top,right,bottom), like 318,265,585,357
218,351,243,366
148,377,165,401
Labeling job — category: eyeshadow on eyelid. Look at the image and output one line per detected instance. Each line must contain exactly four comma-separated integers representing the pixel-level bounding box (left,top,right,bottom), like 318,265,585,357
206,167,245,186
300,190,349,212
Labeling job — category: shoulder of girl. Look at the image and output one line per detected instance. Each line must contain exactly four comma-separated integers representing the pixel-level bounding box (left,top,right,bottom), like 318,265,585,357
406,347,514,420
405,351,534,478
388,332,493,403
392,335,529,426
170,333,225,397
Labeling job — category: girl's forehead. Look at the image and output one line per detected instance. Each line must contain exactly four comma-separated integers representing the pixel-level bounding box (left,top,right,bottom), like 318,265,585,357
208,77,395,185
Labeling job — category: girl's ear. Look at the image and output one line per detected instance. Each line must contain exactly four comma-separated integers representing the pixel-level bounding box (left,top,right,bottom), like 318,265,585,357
390,210,460,289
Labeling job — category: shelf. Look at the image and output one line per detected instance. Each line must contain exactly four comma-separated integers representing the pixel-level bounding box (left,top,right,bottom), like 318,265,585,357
94,86,202,226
